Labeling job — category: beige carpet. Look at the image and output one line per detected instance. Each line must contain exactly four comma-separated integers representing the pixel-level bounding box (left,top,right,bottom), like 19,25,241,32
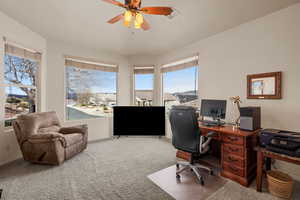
0,138,176,200
0,137,299,200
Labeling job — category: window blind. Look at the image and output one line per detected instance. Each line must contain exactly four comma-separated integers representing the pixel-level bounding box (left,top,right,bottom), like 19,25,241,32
160,55,199,73
4,43,42,62
133,65,155,74
65,56,118,72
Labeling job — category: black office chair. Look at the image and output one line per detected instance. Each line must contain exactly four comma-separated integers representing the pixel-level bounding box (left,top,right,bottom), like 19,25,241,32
169,106,215,185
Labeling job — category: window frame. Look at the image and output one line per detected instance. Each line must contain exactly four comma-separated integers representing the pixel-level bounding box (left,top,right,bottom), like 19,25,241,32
161,55,200,108
133,66,155,106
64,56,119,122
2,40,42,129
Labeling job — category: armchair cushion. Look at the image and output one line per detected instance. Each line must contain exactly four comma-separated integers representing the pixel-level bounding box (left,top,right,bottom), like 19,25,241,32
63,133,83,147
38,126,60,134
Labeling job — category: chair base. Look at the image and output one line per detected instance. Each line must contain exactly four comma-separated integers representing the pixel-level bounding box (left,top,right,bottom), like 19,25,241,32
176,161,213,185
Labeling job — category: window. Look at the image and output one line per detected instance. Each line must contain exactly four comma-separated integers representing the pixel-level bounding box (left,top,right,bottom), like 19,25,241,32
65,57,118,120
133,65,154,106
161,55,199,113
3,42,41,127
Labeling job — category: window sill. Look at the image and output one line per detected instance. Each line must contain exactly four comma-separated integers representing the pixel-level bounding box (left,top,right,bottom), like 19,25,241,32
64,116,113,123
3,128,14,133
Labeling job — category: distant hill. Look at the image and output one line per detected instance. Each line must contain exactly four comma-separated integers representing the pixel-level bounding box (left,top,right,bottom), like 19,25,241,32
173,90,197,96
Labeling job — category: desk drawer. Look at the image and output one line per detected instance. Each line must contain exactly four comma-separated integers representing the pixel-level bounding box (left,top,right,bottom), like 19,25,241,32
223,143,244,157
222,135,244,145
223,162,245,177
223,152,244,168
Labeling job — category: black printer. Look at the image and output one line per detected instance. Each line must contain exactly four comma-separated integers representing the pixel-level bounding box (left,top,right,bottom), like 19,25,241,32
259,129,300,158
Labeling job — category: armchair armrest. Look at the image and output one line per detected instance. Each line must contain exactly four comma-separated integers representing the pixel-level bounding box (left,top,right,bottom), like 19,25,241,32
26,132,66,147
59,124,88,135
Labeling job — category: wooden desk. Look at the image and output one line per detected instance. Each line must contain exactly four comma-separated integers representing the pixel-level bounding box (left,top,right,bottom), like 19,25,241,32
176,123,260,187
256,147,300,192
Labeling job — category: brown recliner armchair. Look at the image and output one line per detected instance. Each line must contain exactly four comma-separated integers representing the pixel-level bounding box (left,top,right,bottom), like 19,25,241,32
12,111,88,165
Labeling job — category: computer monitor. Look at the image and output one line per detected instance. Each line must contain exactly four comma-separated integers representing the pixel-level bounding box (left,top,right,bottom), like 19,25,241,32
200,99,227,120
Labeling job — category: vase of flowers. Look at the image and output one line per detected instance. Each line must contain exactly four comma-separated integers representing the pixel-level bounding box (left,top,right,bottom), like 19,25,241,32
229,96,242,127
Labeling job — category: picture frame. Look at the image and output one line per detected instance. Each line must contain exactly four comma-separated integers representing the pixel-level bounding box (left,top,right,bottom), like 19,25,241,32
247,71,282,99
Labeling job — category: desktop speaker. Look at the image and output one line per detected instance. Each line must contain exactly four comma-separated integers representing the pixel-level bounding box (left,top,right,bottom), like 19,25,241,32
240,107,261,131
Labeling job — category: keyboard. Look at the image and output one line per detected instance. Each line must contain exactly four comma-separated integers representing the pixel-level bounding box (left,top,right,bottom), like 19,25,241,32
200,120,225,126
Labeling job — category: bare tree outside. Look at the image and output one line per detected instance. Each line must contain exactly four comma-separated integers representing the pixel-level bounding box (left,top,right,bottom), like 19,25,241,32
66,66,117,120
4,55,38,126
67,68,96,106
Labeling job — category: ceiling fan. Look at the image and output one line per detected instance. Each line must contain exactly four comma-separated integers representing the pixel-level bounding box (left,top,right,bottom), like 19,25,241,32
102,0,174,31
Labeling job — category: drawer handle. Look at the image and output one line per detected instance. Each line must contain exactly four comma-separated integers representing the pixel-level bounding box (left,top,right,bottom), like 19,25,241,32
229,166,239,172
227,156,238,162
228,147,239,152
227,136,238,141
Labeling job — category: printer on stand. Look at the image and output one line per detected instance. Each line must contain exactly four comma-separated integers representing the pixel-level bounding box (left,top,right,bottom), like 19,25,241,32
259,129,300,158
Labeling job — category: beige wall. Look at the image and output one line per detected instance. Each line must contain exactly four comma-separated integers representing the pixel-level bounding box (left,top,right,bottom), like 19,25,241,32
46,40,131,141
0,11,47,166
131,4,300,179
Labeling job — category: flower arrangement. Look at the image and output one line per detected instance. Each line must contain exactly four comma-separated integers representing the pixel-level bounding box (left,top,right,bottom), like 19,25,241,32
229,96,242,127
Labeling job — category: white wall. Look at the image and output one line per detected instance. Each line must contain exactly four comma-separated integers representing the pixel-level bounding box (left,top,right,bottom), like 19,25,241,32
131,4,300,179
0,11,47,166
46,40,131,141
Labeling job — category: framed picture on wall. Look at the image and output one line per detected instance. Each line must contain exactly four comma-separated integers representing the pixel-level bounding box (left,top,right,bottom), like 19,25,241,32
247,71,282,99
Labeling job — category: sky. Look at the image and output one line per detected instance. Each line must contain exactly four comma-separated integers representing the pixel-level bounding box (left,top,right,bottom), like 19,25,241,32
135,74,153,90
163,66,198,93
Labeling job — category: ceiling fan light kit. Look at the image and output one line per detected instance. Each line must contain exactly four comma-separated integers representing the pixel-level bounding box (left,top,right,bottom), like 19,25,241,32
102,0,174,31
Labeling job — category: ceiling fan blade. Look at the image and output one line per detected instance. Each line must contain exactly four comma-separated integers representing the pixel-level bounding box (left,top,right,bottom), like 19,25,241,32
102,0,126,8
140,7,173,16
107,14,124,24
141,19,150,31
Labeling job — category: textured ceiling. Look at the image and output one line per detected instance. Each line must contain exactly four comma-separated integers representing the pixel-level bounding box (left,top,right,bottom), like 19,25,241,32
0,0,299,56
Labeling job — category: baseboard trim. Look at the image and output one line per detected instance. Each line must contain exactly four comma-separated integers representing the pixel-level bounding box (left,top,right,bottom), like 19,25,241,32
88,137,113,144
0,158,23,169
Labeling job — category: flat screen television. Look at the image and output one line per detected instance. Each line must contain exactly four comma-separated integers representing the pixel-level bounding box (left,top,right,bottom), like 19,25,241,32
113,106,165,136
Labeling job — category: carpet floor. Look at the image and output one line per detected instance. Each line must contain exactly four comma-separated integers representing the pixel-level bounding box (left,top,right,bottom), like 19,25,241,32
0,138,176,200
0,137,299,200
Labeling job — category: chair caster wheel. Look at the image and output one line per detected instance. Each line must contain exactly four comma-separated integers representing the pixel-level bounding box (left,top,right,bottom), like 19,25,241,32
176,174,180,179
209,170,214,176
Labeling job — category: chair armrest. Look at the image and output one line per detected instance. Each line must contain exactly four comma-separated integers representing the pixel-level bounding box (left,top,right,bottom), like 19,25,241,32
59,124,88,135
206,131,217,137
26,132,66,147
